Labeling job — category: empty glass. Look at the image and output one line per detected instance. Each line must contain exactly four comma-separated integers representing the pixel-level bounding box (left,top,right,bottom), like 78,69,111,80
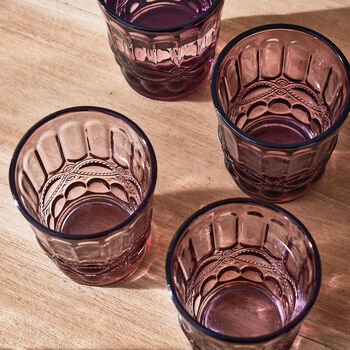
166,198,321,349
9,106,157,285
211,24,350,202
98,0,224,100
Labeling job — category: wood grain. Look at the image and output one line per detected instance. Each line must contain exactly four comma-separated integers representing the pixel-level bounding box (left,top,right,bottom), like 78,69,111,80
1,0,349,348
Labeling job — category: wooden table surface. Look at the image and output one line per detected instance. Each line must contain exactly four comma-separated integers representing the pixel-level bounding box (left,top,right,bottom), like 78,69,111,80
1,0,350,348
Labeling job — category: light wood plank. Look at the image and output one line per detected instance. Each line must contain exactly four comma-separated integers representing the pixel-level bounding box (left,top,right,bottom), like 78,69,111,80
1,0,350,349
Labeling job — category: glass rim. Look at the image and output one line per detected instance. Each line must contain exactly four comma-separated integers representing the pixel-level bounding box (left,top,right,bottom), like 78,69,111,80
97,0,224,33
211,23,350,149
165,197,322,344
8,106,158,240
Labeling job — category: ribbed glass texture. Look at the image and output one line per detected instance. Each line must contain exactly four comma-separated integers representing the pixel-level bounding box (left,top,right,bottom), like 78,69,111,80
98,0,224,100
211,25,350,202
166,199,321,350
9,107,157,285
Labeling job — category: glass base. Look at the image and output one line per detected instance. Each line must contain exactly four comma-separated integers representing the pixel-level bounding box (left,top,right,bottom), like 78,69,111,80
201,284,282,338
225,158,325,202
119,63,211,101
243,115,314,144
58,196,130,235
37,236,148,286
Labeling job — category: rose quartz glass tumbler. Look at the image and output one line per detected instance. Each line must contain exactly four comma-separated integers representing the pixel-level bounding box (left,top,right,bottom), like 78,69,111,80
9,107,157,286
211,24,350,202
166,198,321,350
98,0,224,100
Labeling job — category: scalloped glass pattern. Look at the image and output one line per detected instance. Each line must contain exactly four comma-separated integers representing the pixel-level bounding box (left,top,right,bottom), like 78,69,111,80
212,26,350,202
98,0,224,100
10,107,157,285
167,199,321,350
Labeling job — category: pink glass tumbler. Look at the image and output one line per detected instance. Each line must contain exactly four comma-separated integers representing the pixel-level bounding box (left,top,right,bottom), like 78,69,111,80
166,198,321,349
9,106,157,286
98,0,224,100
211,24,350,202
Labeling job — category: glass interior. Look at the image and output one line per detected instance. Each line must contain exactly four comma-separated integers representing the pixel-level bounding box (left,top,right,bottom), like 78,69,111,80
104,0,218,28
169,200,320,339
12,108,154,235
215,27,349,145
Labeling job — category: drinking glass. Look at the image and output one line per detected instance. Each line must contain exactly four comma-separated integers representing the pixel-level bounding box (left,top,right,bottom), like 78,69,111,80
98,0,224,100
9,106,157,286
211,24,350,202
166,198,321,350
